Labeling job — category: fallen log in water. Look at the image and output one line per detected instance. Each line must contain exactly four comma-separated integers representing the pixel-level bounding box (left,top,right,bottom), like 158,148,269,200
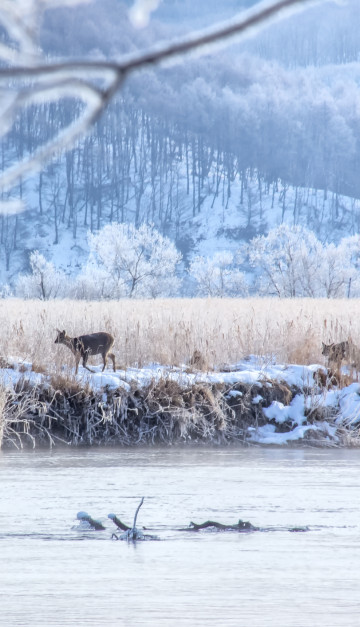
107,513,131,531
181,519,259,532
76,511,106,531
179,520,310,533
76,507,310,538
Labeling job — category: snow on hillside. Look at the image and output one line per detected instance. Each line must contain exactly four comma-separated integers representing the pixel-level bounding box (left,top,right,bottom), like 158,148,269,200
188,183,359,258
5,169,359,294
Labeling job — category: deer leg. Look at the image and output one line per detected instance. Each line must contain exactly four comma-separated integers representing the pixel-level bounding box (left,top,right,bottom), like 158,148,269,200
83,351,95,373
75,354,80,375
102,352,116,372
109,353,116,372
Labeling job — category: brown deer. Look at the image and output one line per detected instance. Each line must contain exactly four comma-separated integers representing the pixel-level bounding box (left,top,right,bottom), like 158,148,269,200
55,330,116,375
321,341,349,367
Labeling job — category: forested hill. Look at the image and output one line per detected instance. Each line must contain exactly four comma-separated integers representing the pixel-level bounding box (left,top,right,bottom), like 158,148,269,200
1,0,360,289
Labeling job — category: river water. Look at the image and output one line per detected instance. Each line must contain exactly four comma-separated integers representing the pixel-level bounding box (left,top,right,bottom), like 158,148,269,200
1,446,360,626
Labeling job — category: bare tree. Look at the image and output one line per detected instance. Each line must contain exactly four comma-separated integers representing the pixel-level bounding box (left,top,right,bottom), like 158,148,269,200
0,0,326,215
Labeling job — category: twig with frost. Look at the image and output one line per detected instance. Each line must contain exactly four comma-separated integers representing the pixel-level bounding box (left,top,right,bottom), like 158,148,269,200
0,0,327,208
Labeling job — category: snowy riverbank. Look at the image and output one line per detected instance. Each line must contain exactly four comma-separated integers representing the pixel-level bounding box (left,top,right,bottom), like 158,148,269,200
1,355,360,448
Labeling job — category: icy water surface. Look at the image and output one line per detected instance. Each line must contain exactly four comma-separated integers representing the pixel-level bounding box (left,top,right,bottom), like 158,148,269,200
1,446,360,626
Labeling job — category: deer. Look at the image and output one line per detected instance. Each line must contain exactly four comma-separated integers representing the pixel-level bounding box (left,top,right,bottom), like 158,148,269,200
55,329,116,375
321,340,349,366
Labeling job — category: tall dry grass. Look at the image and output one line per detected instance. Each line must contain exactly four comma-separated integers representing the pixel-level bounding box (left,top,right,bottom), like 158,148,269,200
0,297,357,374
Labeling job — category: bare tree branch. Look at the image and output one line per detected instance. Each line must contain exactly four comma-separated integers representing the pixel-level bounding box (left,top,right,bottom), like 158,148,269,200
0,0,327,81
0,0,327,209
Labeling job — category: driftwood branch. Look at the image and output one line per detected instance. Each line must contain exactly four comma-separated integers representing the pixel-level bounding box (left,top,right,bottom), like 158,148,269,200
180,519,310,533
76,507,309,538
181,519,259,532
111,497,149,541
132,496,144,529
107,513,131,531
76,511,106,530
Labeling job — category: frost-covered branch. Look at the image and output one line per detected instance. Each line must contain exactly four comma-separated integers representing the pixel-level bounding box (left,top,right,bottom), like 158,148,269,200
0,0,327,210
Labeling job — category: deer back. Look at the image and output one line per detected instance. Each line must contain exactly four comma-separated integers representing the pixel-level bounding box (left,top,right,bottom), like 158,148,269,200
77,332,114,356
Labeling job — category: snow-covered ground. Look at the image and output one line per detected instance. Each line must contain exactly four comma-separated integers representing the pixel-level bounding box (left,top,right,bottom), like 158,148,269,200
4,355,360,446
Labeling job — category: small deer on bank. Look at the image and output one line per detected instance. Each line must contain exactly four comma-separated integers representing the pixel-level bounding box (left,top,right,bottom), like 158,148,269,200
55,330,116,375
321,340,349,367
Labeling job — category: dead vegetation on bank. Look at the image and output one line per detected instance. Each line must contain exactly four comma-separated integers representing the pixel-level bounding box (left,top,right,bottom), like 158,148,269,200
0,369,353,449
0,297,359,449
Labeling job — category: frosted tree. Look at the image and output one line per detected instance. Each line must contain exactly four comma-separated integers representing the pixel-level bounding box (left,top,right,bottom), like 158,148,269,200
323,236,360,298
82,223,182,299
298,235,360,298
71,264,111,300
249,226,360,298
16,250,66,300
248,224,324,297
189,251,248,297
314,243,353,298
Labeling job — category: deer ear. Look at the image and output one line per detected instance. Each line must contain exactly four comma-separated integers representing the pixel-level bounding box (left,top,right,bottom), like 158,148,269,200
62,330,66,334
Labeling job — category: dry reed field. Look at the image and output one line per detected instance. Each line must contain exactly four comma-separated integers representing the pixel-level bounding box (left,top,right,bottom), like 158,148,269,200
1,297,359,448
0,297,358,373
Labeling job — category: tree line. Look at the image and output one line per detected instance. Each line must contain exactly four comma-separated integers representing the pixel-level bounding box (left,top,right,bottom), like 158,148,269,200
14,222,360,299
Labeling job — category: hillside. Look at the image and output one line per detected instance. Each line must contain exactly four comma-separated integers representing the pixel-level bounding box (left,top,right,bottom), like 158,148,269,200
1,0,360,292
2,152,359,294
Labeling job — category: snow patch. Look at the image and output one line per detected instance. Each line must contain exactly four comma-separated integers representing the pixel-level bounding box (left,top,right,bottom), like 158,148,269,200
263,394,306,426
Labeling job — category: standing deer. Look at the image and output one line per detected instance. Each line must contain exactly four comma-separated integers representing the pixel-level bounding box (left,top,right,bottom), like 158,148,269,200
321,340,349,366
55,330,116,375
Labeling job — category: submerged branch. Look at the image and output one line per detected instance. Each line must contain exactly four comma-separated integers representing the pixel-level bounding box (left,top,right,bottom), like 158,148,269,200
76,511,106,530
132,496,144,530
111,497,159,541
107,513,131,531
182,520,259,532
180,519,310,533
